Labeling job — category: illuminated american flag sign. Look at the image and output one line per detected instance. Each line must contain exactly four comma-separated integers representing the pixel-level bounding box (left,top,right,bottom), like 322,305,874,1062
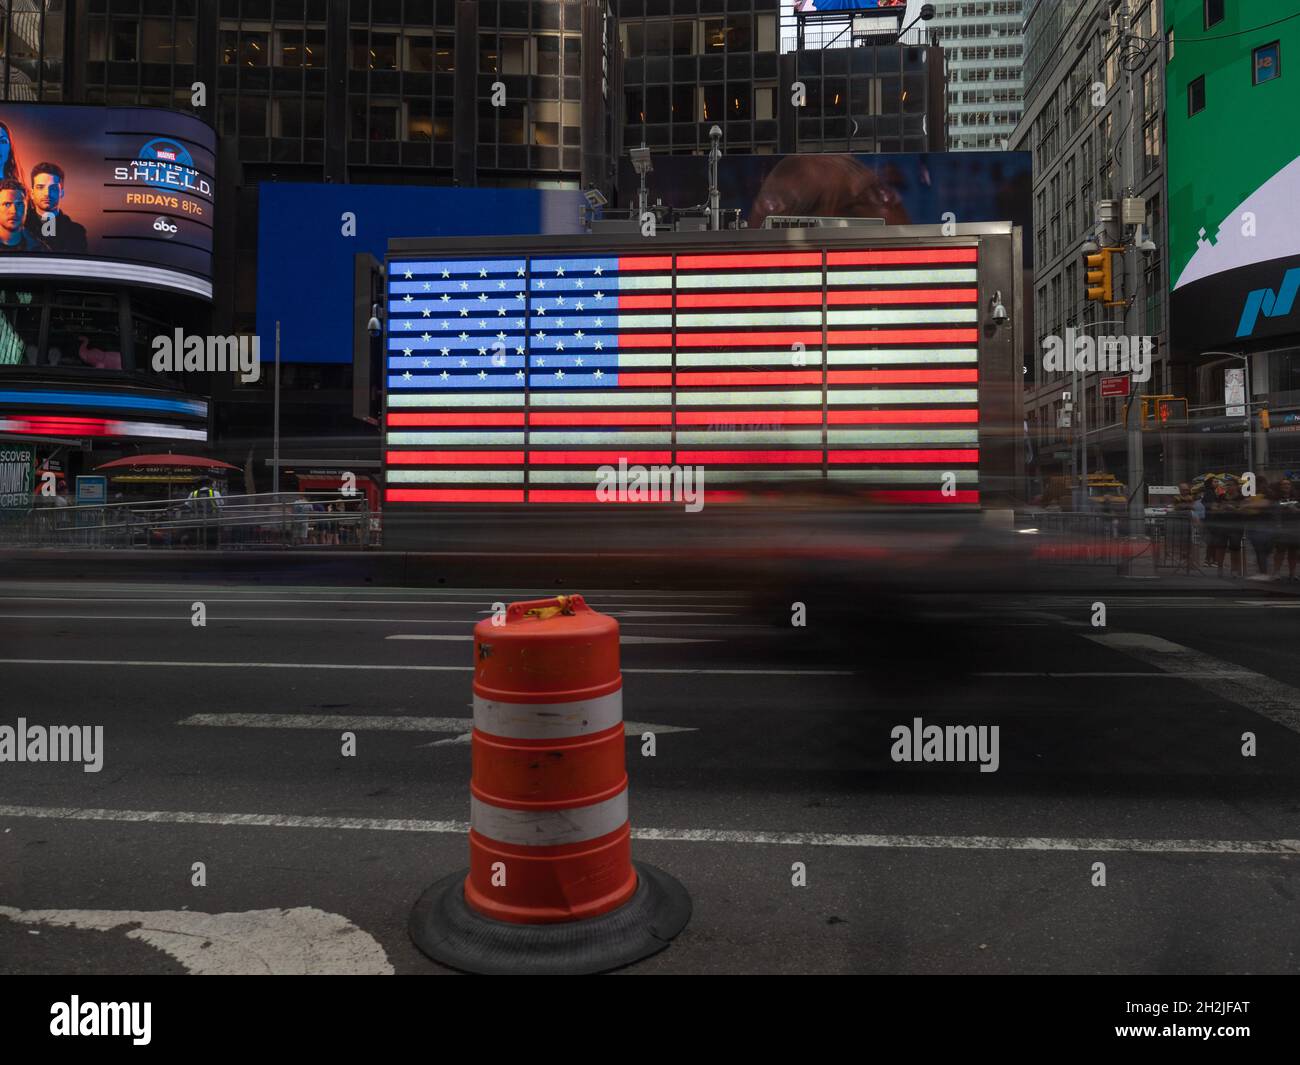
384,246,980,504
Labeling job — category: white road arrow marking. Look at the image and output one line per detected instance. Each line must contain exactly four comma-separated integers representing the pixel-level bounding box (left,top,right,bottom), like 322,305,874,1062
0,905,393,975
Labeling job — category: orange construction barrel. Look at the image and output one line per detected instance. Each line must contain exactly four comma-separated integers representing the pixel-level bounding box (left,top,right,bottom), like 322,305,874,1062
410,594,691,974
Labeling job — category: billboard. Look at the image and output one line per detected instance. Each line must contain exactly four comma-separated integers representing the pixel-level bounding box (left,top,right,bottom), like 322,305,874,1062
618,152,1033,263
0,104,215,299
256,183,585,364
0,444,33,512
1167,0,1300,348
383,238,987,506
793,1,908,10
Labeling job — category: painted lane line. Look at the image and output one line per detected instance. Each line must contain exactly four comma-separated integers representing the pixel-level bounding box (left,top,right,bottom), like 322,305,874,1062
0,658,851,676
0,906,394,976
0,804,1295,856
384,633,720,644
979,671,1260,678
177,712,696,747
1087,632,1300,735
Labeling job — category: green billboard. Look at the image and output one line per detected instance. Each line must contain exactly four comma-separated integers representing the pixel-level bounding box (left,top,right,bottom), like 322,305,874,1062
1166,0,1300,348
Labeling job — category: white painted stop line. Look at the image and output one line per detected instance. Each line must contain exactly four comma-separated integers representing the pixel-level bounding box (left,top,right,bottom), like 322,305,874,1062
0,905,393,975
0,803,1295,857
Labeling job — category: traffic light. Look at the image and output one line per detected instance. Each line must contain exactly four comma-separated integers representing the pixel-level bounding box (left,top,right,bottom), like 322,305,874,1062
1084,248,1118,304
1142,396,1188,428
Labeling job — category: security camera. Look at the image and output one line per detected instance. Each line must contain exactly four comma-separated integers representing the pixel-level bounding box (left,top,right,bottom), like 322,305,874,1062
366,303,382,337
1082,238,1100,254
989,291,1009,326
709,125,722,140
1139,238,1157,254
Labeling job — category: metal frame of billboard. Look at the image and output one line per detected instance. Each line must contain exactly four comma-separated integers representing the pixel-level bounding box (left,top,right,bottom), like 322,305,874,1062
383,222,1024,513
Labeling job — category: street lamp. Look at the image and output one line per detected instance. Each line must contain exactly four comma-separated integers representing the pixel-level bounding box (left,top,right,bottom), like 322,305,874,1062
1203,350,1254,473
896,3,936,43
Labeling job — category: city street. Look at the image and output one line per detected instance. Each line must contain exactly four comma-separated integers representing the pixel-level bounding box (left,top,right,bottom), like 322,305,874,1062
1,579,1297,975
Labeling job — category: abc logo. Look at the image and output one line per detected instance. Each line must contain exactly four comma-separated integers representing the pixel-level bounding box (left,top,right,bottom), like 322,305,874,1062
152,217,178,236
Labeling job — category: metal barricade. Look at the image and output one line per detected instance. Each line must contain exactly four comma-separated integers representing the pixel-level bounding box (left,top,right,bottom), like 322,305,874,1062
1,492,380,551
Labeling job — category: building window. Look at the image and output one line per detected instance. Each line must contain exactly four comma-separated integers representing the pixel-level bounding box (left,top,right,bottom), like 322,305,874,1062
279,29,327,69
1204,0,1225,30
1253,42,1281,85
1188,74,1205,115
111,19,139,62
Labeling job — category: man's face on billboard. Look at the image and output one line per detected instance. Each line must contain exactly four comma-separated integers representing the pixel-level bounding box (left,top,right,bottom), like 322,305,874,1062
0,190,25,238
31,173,63,214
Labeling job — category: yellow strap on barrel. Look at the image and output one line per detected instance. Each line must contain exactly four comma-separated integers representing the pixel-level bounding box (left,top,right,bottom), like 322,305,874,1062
524,595,574,621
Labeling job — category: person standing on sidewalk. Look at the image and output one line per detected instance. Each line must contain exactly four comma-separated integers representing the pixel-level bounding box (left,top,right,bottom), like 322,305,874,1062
1274,477,1300,581
1242,476,1276,580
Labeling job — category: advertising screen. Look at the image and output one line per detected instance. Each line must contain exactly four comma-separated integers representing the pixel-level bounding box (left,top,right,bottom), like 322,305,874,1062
0,104,215,299
383,245,981,505
257,183,585,364
1166,0,1300,349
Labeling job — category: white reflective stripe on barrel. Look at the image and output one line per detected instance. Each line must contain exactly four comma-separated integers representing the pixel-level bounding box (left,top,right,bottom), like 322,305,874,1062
471,788,629,847
473,688,623,740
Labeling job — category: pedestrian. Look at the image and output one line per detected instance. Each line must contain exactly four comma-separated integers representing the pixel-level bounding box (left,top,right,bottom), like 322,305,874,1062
291,494,311,546
1200,478,1224,571
1273,477,1300,581
1171,481,1196,572
1242,476,1275,580
1220,479,1245,577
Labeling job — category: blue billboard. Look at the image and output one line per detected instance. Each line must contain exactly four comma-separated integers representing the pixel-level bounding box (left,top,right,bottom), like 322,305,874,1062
256,183,584,364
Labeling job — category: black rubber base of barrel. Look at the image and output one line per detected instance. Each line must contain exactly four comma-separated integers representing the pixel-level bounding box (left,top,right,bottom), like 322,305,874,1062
409,862,691,975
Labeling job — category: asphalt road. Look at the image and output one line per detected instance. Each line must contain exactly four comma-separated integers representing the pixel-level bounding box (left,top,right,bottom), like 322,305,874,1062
0,578,1298,974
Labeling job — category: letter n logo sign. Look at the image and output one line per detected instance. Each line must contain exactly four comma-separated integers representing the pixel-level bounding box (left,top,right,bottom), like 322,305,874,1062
1237,268,1300,337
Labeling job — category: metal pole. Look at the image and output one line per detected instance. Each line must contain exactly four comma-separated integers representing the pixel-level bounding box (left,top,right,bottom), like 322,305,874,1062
1244,354,1253,473
273,320,281,498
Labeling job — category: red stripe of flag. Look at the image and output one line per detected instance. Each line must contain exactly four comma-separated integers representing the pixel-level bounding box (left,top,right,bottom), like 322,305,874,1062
827,249,978,265
677,252,822,270
676,410,823,425
387,411,525,426
828,410,978,424
829,328,979,344
676,291,822,308
528,489,751,503
528,450,673,465
617,293,673,309
529,410,672,426
827,369,978,384
617,256,672,271
676,450,821,464
829,449,979,464
870,490,981,504
387,489,525,503
827,288,978,305
385,450,524,465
